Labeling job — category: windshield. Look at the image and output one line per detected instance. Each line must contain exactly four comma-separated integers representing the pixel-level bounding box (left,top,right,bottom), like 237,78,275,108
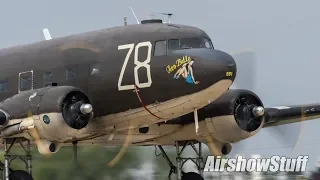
168,37,213,50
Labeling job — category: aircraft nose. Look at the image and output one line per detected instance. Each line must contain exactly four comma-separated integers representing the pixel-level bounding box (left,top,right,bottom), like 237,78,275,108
197,49,237,85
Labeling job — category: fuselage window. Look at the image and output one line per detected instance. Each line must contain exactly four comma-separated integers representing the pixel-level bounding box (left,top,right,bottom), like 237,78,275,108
20,75,32,91
0,80,8,92
168,39,179,50
66,68,76,80
154,40,167,56
43,71,53,86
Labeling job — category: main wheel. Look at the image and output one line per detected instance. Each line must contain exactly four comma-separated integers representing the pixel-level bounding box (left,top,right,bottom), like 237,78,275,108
9,170,33,180
182,172,204,180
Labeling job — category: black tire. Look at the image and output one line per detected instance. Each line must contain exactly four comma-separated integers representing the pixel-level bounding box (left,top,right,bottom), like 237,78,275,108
182,172,204,180
9,170,33,180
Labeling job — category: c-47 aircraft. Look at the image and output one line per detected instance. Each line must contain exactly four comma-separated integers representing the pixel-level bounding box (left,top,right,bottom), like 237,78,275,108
0,19,319,180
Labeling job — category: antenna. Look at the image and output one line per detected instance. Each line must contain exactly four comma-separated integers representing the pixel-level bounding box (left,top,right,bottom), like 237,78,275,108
151,12,174,24
124,17,127,26
162,13,173,24
42,28,52,40
129,7,140,24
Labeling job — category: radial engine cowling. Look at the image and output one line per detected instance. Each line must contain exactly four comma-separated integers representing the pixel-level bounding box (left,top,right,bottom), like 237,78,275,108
0,86,93,142
204,89,264,144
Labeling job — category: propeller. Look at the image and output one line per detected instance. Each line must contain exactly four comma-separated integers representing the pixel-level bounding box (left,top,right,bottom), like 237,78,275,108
107,126,133,167
204,49,305,157
26,110,52,156
61,93,93,130
203,50,258,157
234,95,264,132
229,49,305,155
205,136,223,156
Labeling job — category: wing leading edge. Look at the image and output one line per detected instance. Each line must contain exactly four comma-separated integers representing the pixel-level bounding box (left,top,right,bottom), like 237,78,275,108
263,104,320,128
161,89,320,130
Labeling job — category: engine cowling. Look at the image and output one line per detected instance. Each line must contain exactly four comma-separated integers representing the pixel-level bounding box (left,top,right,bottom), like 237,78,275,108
204,89,264,144
0,86,93,142
0,109,9,128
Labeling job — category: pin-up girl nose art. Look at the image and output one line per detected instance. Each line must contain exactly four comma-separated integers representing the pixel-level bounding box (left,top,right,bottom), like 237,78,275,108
173,59,200,84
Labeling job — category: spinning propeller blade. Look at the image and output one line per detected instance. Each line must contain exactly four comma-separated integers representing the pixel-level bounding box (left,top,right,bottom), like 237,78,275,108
107,127,133,167
205,136,222,156
230,49,305,154
26,110,51,156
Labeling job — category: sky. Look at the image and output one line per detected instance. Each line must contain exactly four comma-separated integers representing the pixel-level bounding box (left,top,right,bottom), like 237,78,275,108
1,0,320,174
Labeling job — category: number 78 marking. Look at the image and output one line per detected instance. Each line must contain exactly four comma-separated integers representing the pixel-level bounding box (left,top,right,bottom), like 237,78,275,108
117,41,152,91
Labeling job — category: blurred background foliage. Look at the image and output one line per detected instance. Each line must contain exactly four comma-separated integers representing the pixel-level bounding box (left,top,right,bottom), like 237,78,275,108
0,144,211,180
0,144,317,179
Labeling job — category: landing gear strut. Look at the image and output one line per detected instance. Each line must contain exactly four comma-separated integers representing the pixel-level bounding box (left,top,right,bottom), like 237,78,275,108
157,140,205,180
72,141,78,168
1,138,33,180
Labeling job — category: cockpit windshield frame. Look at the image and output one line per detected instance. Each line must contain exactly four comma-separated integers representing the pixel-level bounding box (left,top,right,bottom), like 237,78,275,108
167,37,214,52
153,37,214,56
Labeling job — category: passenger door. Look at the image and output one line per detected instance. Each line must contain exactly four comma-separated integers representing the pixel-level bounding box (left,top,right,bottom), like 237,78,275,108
18,70,40,119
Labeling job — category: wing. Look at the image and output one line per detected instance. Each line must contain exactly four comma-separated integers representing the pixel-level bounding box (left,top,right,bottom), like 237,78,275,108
263,104,320,128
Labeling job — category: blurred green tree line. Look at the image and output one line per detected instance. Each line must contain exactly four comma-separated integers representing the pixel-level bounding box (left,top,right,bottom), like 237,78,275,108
0,145,202,180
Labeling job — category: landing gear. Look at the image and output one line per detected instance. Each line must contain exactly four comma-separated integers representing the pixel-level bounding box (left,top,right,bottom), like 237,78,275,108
9,170,33,180
72,141,78,168
157,140,205,180
182,172,204,180
1,138,33,180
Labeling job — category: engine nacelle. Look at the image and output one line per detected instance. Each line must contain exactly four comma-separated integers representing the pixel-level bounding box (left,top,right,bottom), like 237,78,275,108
0,86,94,142
0,109,9,128
204,89,264,144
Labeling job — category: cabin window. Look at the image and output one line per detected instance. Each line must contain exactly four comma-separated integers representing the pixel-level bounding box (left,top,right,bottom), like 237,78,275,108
66,68,76,80
43,71,53,86
203,38,213,49
154,40,167,56
20,74,32,91
168,39,179,50
0,80,8,92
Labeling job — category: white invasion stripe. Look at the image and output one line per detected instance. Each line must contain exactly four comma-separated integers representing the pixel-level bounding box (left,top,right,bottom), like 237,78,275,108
272,106,291,110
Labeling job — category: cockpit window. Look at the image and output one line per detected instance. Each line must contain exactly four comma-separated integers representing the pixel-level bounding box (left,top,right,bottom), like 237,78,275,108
168,37,213,50
168,39,179,50
180,38,202,49
154,40,167,56
203,38,213,49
